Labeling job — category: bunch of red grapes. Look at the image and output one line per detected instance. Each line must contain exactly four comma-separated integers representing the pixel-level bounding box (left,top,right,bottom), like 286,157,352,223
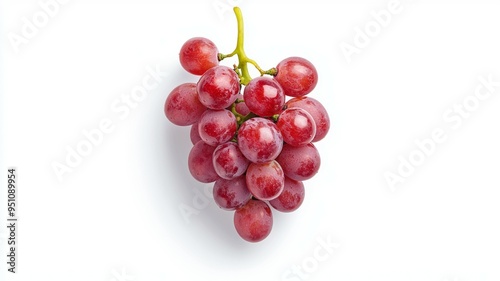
164,8,330,242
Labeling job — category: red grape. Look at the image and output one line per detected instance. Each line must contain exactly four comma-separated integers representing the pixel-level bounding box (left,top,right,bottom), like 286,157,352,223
286,97,330,142
212,142,249,179
246,160,285,201
213,176,252,210
277,107,316,146
234,199,273,243
164,83,206,126
234,93,251,116
190,122,202,145
237,117,283,163
197,66,240,110
179,37,219,75
164,8,329,242
188,140,219,183
243,77,285,117
198,109,237,146
269,177,305,212
275,57,318,97
276,143,320,181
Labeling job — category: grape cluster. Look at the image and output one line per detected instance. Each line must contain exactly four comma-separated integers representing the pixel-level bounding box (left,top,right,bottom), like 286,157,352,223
164,8,330,242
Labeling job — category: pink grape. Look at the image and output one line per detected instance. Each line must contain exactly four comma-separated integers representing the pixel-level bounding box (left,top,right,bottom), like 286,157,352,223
277,107,316,146
198,109,237,146
179,37,219,75
269,177,305,212
212,142,250,179
213,176,252,210
234,199,273,243
275,57,318,97
237,117,284,163
276,143,320,181
197,66,240,110
234,93,251,116
188,140,219,183
190,122,202,145
164,83,206,126
243,76,285,117
246,160,285,201
286,97,330,142
165,10,330,243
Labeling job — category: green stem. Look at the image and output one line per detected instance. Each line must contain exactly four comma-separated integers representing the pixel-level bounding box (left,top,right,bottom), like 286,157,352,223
219,7,276,85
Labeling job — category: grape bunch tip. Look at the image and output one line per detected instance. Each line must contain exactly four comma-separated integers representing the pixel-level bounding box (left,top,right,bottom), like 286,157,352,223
164,6,330,243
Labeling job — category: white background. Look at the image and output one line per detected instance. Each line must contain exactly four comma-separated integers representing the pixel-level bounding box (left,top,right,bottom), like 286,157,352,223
1,0,500,280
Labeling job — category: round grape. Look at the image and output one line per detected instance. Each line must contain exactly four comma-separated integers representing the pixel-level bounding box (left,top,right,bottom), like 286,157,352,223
269,177,305,213
188,140,219,183
198,109,237,146
275,57,318,97
234,93,251,116
164,83,206,126
197,66,240,110
246,160,285,201
243,76,285,117
286,97,330,142
237,117,284,163
213,142,249,180
190,122,202,145
213,176,252,210
179,37,219,75
276,143,320,181
234,199,273,243
277,107,316,146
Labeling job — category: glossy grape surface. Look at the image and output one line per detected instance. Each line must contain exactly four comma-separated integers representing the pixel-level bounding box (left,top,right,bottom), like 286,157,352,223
164,83,206,126
237,117,283,163
275,57,318,97
197,66,240,110
234,199,273,243
179,37,219,75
